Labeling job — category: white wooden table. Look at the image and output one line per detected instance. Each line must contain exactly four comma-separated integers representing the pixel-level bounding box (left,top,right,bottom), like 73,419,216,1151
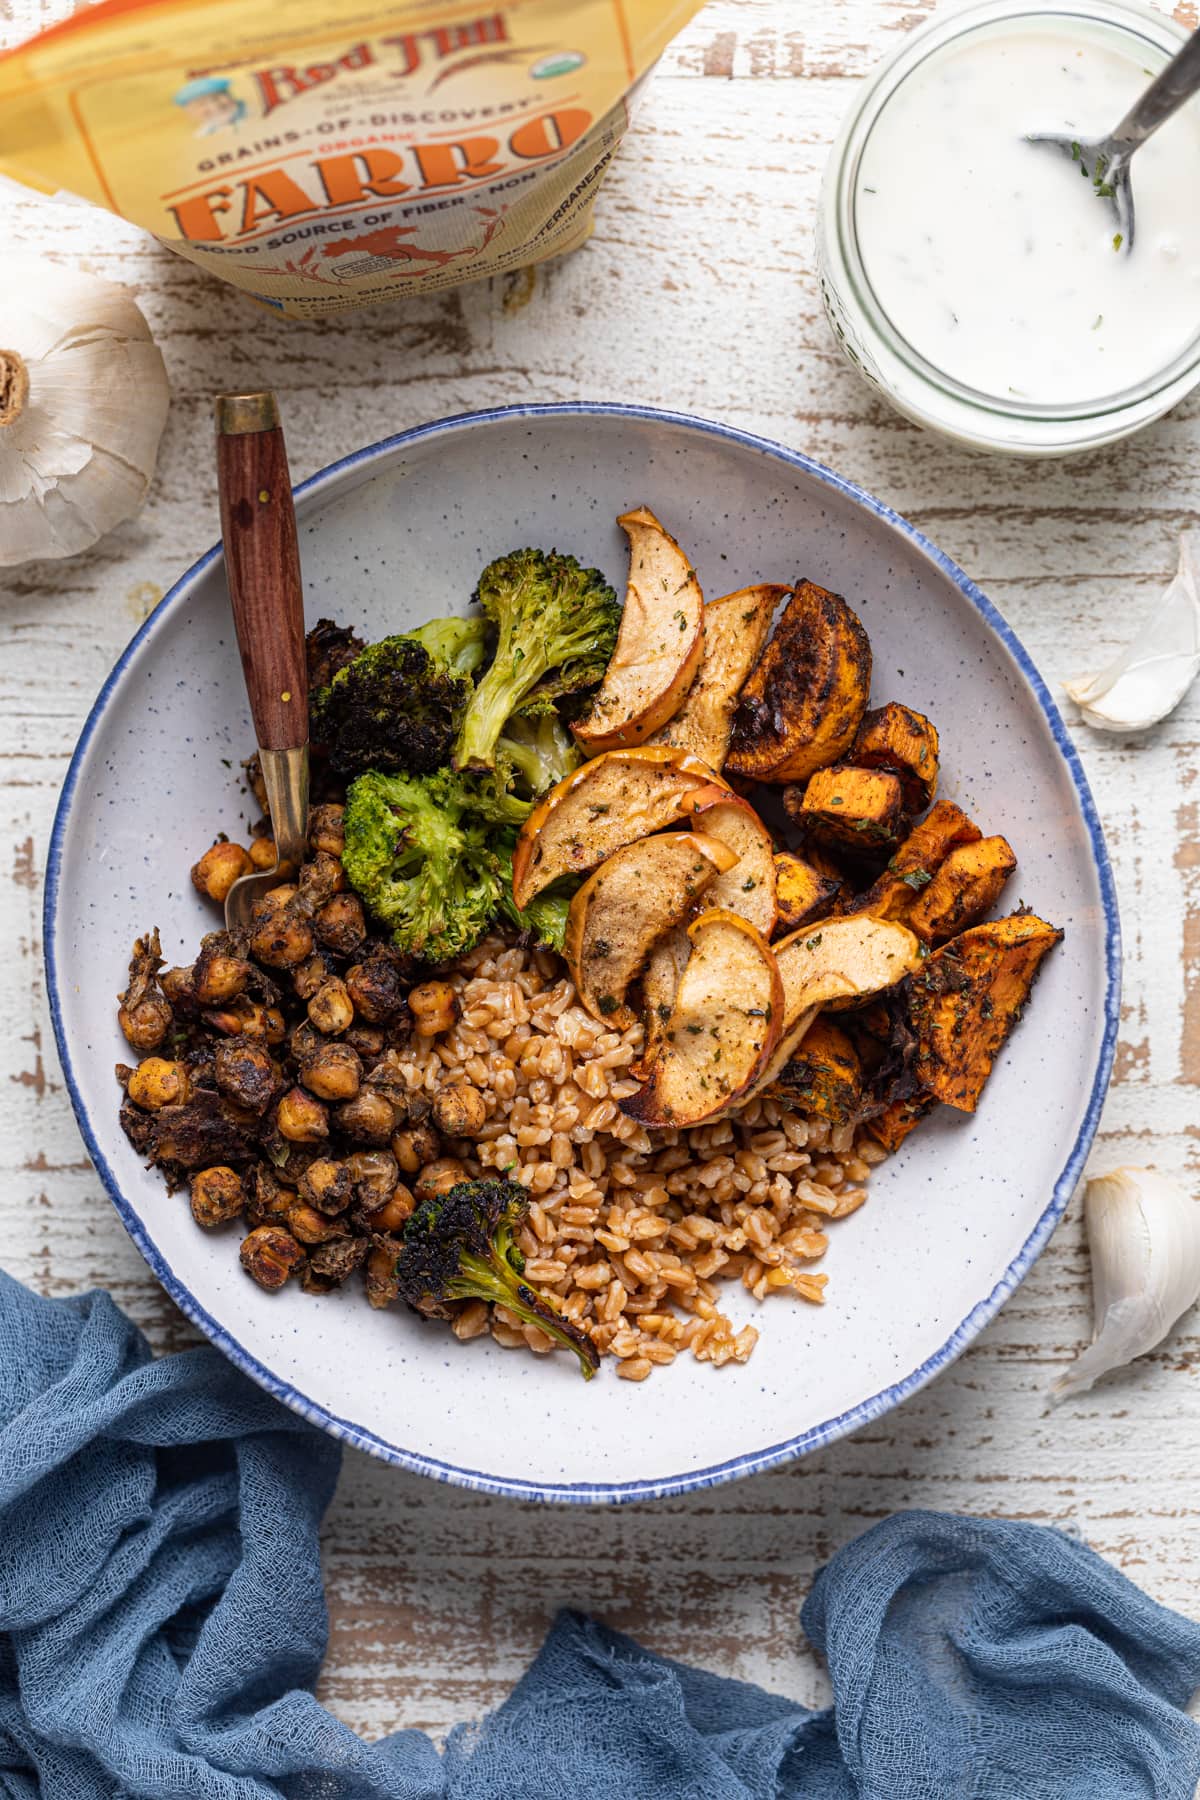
3,0,1198,1739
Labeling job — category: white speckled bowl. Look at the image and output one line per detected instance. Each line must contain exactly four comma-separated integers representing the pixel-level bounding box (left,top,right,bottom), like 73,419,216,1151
45,405,1119,1504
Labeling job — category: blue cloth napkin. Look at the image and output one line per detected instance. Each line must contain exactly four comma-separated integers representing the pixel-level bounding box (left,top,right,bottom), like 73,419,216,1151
1,1271,1198,1800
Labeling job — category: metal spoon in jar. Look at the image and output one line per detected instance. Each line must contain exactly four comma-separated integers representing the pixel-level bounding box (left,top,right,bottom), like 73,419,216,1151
214,391,310,932
1028,26,1200,252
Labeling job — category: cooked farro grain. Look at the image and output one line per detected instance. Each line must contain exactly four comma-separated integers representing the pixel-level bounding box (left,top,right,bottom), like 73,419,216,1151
391,935,876,1379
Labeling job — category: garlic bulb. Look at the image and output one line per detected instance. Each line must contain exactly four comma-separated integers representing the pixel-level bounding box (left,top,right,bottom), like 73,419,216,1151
0,259,169,566
1063,531,1200,733
1052,1166,1200,1402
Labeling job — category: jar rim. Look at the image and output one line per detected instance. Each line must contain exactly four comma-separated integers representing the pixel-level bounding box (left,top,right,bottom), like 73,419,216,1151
830,0,1200,425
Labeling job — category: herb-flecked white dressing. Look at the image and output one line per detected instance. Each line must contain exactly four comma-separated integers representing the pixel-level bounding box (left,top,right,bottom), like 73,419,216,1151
854,20,1200,405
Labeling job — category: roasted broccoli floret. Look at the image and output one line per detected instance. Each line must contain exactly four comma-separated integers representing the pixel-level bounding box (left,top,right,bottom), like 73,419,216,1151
343,767,525,962
495,843,576,951
313,618,490,777
453,550,620,773
397,1179,599,1378
408,615,490,676
497,708,582,799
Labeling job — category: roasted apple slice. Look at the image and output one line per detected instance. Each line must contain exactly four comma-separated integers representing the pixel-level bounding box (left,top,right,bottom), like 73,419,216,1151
621,911,783,1129
573,506,705,754
647,584,784,767
510,747,729,910
680,790,777,936
725,580,872,784
564,831,738,1030
634,924,692,1078
732,915,922,1110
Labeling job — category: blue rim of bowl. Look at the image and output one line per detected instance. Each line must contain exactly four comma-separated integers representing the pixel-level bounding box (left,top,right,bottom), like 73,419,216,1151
44,401,1121,1506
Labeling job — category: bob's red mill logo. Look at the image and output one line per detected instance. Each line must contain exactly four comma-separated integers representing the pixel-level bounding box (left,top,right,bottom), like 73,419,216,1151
255,11,507,114
166,11,594,243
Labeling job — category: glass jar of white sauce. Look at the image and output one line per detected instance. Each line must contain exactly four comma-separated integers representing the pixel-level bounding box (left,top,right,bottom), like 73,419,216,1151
817,0,1200,455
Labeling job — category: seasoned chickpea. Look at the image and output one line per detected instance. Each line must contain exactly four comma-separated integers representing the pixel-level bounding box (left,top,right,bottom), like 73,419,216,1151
261,1005,288,1046
344,1024,386,1063
391,1120,441,1174
432,1084,487,1138
191,841,252,904
287,1201,349,1246
333,1087,395,1143
292,954,334,1002
364,1240,401,1309
160,966,196,1009
248,884,298,927
345,957,406,1025
289,1019,321,1065
301,1236,366,1294
240,1225,304,1290
414,1156,467,1203
308,979,354,1036
314,893,366,957
190,1166,244,1228
214,1038,277,1113
118,994,173,1054
126,1057,190,1110
250,909,314,970
276,1086,329,1143
345,1149,399,1206
363,1182,415,1234
308,803,345,858
299,1157,352,1215
248,835,277,872
408,980,459,1037
298,852,346,908
301,1042,362,1104
193,953,251,1006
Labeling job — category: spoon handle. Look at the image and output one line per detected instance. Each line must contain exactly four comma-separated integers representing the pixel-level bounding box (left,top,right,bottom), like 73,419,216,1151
215,391,308,752
1111,27,1200,152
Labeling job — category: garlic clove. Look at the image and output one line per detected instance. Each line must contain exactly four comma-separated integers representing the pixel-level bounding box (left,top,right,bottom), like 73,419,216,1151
1063,531,1200,733
0,258,168,567
1052,1166,1200,1401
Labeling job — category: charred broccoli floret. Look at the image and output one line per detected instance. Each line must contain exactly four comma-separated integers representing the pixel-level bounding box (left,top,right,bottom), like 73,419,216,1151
343,767,525,962
313,617,490,777
497,707,582,799
397,1179,599,1378
495,843,576,951
453,550,620,773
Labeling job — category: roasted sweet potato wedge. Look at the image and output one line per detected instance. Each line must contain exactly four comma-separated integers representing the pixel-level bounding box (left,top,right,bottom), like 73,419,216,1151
793,764,906,853
725,581,872,784
907,835,1017,945
847,799,982,923
729,915,922,1112
774,851,842,932
681,790,777,935
910,911,1063,1112
622,911,783,1129
648,584,783,768
511,748,729,910
564,831,736,1030
573,506,704,754
865,1092,937,1153
851,702,940,812
766,1018,862,1124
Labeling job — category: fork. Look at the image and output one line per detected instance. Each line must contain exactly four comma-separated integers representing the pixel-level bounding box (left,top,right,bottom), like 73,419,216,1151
214,391,310,932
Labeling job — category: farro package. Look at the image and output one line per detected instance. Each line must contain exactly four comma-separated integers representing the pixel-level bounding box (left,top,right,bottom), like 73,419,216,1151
0,0,700,318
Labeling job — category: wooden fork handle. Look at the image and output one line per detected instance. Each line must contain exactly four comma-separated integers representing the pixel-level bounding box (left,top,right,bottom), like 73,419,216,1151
215,392,308,752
